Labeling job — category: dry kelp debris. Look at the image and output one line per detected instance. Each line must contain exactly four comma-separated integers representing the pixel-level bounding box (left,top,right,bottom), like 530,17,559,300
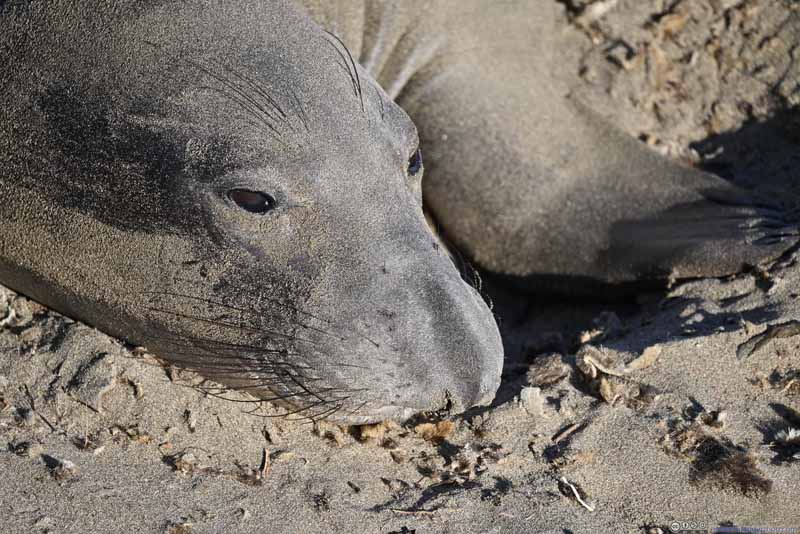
109,423,153,445
164,520,193,534
680,399,728,431
312,490,332,512
760,404,800,464
416,443,510,488
527,353,572,388
737,320,800,360
9,443,80,484
350,420,401,444
234,448,272,486
317,419,447,459
579,311,626,344
661,401,772,495
163,448,273,487
164,451,206,475
770,427,800,463
766,368,800,396
371,442,511,514
480,476,513,506
413,421,455,444
573,345,660,409
380,477,414,502
8,440,43,458
313,421,348,447
314,420,406,448
540,421,589,464
0,288,42,329
71,433,106,455
41,454,79,483
661,423,772,496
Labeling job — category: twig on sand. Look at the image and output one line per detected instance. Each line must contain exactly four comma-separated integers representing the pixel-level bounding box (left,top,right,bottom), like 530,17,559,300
390,508,437,516
258,447,271,480
552,423,582,444
559,477,595,512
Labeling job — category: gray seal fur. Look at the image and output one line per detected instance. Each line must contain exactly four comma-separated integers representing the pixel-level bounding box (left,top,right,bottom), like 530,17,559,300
0,0,502,424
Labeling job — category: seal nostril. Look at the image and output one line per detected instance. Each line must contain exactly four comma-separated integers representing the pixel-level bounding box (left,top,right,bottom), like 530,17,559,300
407,147,423,176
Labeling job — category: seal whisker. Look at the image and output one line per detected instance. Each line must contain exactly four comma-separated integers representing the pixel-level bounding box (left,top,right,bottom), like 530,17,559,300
137,336,306,363
164,331,342,369
302,402,347,424
143,306,324,347
136,330,297,357
218,63,291,124
138,329,372,407
341,400,370,418
374,85,386,122
144,290,334,330
208,58,297,133
320,362,371,370
290,400,348,423
159,342,299,360
143,41,289,143
288,87,311,134
160,337,298,358
197,387,317,405
146,289,385,351
299,391,371,423
286,370,329,403
322,30,365,112
323,37,357,93
148,335,373,378
433,228,495,311
194,377,326,393
248,398,330,419
185,60,290,144
187,58,285,127
138,341,313,375
190,379,366,412
149,348,317,376
165,358,313,376
195,83,287,145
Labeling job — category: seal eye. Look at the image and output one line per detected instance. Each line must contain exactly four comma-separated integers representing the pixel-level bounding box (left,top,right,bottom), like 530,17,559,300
228,189,276,214
407,148,423,176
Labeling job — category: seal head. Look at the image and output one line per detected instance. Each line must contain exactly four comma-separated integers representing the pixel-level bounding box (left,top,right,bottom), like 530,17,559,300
0,0,503,423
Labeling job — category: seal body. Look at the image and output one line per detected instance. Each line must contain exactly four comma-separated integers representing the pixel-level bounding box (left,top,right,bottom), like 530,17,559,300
296,0,798,294
0,0,503,423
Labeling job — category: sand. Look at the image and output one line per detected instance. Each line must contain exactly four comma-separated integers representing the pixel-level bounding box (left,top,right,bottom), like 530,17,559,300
1,1,799,533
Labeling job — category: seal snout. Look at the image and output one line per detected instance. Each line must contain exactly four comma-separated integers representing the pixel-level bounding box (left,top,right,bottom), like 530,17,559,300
310,251,504,424
416,276,504,415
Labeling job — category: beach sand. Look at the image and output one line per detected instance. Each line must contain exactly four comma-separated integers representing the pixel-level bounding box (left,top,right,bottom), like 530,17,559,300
1,1,798,532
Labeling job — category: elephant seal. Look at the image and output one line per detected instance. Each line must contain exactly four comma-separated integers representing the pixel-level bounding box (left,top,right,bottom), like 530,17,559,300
0,1,796,424
0,0,503,424
296,0,798,295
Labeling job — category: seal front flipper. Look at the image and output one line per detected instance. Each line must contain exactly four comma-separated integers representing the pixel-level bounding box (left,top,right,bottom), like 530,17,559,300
607,187,800,283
